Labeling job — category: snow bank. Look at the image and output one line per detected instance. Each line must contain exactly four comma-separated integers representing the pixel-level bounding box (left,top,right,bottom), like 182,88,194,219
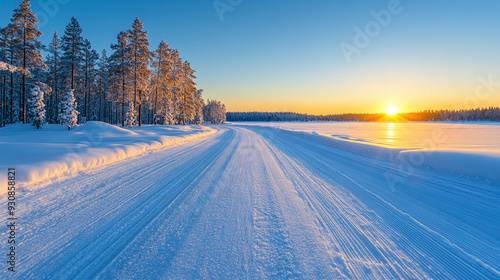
397,149,500,182
0,122,216,194
240,123,500,183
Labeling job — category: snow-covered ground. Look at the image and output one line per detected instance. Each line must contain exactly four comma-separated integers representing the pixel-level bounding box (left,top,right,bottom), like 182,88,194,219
0,123,498,279
0,122,215,194
235,122,500,182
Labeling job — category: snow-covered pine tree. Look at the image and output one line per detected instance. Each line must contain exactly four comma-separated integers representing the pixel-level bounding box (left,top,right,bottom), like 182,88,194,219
178,60,197,124
97,49,110,122
127,18,153,126
163,99,175,125
162,47,179,125
61,17,84,94
59,89,79,130
202,100,212,124
151,40,172,125
220,102,226,124
45,31,62,123
169,49,183,124
124,102,137,128
0,24,21,124
109,31,131,127
193,89,204,125
0,27,8,127
28,84,46,129
82,38,99,120
203,99,226,124
11,0,47,124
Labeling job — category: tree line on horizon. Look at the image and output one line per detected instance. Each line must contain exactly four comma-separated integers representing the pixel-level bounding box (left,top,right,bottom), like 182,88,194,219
227,107,500,122
0,0,226,130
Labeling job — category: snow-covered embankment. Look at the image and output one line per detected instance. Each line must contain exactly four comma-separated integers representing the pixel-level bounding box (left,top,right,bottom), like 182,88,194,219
0,122,217,194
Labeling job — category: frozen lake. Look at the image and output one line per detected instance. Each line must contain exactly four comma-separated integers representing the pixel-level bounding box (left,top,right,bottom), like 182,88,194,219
234,122,500,153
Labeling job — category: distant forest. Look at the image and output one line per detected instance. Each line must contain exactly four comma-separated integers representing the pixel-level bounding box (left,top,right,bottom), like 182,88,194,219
227,107,500,122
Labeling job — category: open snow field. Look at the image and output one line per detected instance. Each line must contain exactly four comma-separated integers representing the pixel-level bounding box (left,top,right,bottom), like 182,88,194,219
0,123,499,279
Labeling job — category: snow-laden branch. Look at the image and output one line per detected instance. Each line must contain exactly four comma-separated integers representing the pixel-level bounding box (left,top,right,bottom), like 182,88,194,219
0,61,31,75
0,61,19,72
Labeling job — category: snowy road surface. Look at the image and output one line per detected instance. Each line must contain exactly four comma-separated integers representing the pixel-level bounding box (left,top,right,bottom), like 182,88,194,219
3,125,499,279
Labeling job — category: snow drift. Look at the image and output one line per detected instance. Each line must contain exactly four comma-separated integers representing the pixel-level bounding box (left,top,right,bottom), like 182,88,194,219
0,122,217,194
397,149,500,182
237,122,500,183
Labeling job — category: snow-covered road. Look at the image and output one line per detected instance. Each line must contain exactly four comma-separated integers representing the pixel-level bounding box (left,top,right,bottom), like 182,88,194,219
3,125,499,279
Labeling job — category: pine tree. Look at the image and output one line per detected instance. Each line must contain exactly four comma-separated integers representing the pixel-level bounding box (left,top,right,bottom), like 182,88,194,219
45,31,62,123
28,83,46,129
178,60,197,124
82,38,98,120
11,0,47,124
0,27,8,127
1,9,209,127
124,102,137,128
151,40,171,125
127,18,153,126
109,31,131,127
61,17,84,92
97,49,109,122
1,24,21,124
193,89,204,124
59,89,79,130
203,99,226,124
169,49,183,124
163,99,175,125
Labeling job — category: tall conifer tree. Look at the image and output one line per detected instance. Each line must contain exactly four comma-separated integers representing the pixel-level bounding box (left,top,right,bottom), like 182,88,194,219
11,0,46,124
127,18,153,126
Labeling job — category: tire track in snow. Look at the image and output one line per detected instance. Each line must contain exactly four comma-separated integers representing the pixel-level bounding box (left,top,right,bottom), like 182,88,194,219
10,129,232,279
95,128,242,279
255,130,432,279
250,125,500,279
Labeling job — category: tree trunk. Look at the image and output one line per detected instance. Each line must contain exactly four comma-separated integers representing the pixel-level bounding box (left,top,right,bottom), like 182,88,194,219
98,85,102,122
9,71,13,123
22,69,26,124
154,86,158,125
22,24,27,124
0,77,3,127
133,58,137,109
47,89,52,123
116,102,119,125
121,60,126,127
55,53,59,124
138,90,142,126
84,66,88,119
121,91,125,127
2,73,6,125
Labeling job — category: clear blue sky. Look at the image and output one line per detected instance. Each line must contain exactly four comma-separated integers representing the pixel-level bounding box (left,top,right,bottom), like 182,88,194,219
1,0,499,114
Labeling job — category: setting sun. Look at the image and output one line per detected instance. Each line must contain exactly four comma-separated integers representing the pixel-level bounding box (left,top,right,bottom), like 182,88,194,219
386,107,399,116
